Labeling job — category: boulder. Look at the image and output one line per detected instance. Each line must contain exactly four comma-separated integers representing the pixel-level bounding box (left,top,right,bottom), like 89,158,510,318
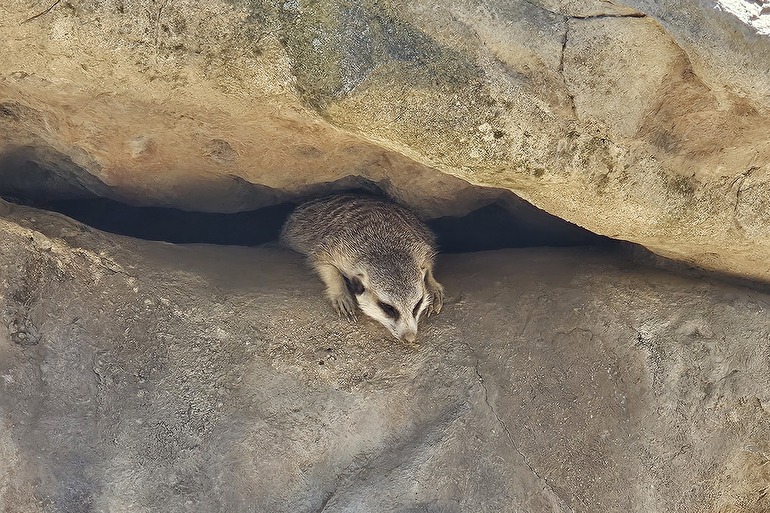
1,0,769,281
1,202,769,512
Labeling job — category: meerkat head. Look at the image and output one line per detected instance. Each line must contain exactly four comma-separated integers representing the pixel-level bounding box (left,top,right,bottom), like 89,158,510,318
346,260,432,343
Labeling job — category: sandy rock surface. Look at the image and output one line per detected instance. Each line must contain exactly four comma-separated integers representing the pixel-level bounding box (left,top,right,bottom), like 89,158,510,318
1,0,769,283
1,203,768,512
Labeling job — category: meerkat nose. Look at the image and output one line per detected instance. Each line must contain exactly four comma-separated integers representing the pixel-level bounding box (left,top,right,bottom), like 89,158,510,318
402,331,417,343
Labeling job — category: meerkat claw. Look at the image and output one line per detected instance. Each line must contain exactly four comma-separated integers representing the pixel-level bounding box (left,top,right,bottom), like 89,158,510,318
332,293,357,321
428,287,444,315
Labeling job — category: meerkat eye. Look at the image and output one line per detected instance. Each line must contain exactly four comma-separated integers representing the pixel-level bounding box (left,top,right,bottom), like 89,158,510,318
412,298,423,317
377,301,400,320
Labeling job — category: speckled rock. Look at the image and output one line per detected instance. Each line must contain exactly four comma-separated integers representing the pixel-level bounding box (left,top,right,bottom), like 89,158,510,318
1,0,769,283
1,202,769,512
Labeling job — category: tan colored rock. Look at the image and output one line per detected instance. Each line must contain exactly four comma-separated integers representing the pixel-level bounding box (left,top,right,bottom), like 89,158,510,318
1,202,769,512
1,0,769,282
563,17,680,139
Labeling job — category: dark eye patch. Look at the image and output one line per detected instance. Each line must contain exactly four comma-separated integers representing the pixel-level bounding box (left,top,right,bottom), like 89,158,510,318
412,298,423,317
378,301,400,320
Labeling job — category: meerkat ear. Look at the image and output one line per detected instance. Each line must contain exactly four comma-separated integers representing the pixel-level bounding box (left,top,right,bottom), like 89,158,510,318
348,275,365,295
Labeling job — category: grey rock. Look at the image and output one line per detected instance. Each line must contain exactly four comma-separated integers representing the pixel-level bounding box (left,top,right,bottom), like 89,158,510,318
1,203,768,512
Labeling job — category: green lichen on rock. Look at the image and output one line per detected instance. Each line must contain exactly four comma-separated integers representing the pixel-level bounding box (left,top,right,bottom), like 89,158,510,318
244,0,486,110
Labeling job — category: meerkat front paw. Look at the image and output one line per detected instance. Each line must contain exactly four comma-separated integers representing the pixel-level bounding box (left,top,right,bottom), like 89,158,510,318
330,290,358,320
424,266,444,316
427,283,445,315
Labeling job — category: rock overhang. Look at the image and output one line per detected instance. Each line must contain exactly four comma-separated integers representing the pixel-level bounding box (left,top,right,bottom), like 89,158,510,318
0,0,768,282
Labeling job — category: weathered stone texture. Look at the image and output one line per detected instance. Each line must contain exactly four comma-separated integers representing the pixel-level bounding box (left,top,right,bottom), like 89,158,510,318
2,1,770,510
1,0,769,282
1,203,769,512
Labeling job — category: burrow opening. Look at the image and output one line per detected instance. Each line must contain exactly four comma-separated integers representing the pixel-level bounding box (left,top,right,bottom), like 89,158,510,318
0,148,613,253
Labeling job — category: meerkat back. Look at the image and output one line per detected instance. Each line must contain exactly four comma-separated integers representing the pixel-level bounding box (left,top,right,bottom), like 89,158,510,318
280,194,444,342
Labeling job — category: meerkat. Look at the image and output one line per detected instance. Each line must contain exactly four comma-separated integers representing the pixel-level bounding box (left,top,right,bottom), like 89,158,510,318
280,194,444,342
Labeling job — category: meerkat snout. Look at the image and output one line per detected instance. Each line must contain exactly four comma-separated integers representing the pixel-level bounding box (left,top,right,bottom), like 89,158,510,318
280,194,444,341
